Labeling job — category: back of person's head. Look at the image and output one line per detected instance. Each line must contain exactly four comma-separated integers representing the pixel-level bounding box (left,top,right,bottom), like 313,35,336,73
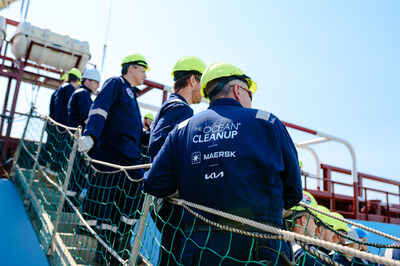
200,63,257,102
67,68,82,83
68,74,79,83
173,71,202,92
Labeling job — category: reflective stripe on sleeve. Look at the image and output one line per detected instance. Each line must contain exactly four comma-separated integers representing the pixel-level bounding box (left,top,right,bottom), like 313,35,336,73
88,108,108,119
66,190,77,197
121,216,138,226
99,223,118,233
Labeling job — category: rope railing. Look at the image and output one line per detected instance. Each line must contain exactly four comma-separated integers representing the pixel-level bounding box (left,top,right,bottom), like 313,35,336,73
12,115,400,265
170,198,400,266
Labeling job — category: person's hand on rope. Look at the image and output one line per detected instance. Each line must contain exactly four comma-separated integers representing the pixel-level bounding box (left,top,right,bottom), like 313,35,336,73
78,136,94,152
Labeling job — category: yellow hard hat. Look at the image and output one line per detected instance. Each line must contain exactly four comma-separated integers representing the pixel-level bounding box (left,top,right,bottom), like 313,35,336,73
290,190,318,212
200,63,257,100
60,73,68,82
171,56,206,78
316,205,336,227
331,212,349,232
144,113,154,120
121,53,150,71
67,68,82,81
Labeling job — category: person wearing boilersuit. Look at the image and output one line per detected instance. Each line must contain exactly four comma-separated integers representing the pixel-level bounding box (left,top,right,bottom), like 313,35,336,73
148,56,206,265
45,68,82,175
144,62,302,265
77,54,149,265
63,68,101,213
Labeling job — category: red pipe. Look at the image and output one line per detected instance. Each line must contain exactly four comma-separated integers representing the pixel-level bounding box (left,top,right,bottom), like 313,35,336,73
5,19,18,27
282,121,318,135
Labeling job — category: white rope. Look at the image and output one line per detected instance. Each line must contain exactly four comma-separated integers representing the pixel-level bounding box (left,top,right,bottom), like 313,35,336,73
170,198,400,266
300,202,400,243
45,115,77,138
35,116,400,264
82,151,152,171
46,115,78,132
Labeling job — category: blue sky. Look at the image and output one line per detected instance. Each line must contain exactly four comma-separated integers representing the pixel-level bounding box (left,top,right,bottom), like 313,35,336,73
1,1,399,195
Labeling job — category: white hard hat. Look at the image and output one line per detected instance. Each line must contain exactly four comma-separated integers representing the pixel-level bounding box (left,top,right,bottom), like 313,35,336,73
82,69,101,82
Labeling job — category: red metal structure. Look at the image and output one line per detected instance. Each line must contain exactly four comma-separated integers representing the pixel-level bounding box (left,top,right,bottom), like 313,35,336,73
284,122,400,224
0,18,75,176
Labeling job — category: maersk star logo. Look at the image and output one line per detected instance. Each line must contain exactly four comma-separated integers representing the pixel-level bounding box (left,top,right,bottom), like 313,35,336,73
191,152,201,164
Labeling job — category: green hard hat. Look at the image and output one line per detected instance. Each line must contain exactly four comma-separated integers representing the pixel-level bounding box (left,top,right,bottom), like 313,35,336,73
316,205,336,227
331,212,349,232
67,68,82,81
290,190,318,212
121,53,150,71
200,63,257,100
60,73,68,82
144,113,154,120
171,56,206,78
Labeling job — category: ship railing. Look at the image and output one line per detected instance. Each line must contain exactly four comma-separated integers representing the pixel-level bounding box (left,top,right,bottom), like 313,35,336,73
302,165,400,223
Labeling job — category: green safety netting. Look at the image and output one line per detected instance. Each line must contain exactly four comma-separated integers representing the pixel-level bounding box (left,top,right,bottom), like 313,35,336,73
9,116,400,266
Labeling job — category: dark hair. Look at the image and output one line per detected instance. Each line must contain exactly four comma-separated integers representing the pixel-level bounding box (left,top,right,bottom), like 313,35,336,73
68,74,79,83
173,71,201,92
121,63,140,75
205,77,234,102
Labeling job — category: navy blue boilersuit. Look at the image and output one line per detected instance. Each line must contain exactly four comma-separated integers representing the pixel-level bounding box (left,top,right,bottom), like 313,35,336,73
144,98,303,265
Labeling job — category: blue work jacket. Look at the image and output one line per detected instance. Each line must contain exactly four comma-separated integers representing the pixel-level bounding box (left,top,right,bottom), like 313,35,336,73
50,83,75,125
144,98,302,227
67,85,92,129
83,76,143,169
148,93,193,159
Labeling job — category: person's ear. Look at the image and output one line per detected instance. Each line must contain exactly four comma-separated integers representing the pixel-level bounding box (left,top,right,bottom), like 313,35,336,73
316,225,322,234
189,75,196,87
299,215,307,227
232,84,241,100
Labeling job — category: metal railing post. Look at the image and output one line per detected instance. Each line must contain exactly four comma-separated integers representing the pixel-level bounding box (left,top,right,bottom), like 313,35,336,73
364,188,368,221
47,127,81,256
24,118,47,203
386,192,390,223
9,110,34,183
129,193,153,265
20,106,35,141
